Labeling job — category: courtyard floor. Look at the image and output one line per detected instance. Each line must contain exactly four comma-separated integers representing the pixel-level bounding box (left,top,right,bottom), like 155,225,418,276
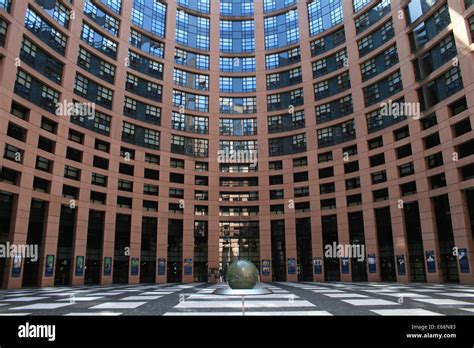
0,281,474,316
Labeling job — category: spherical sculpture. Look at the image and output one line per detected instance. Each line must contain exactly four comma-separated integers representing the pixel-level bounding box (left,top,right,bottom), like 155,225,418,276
226,259,259,289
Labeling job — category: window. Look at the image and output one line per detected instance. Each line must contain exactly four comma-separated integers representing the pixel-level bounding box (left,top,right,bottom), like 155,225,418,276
175,48,209,71
144,129,160,147
293,157,307,167
397,144,412,159
67,148,83,162
68,130,84,144
370,153,385,167
36,156,51,172
144,184,159,196
346,177,361,190
90,191,106,205
269,161,283,171
195,162,208,172
95,139,109,152
394,126,410,141
176,10,209,50
373,188,388,202
84,0,119,35
145,153,160,165
295,187,309,198
64,165,80,180
25,9,67,55
93,156,108,170
92,173,107,187
264,10,299,50
220,20,255,52
368,137,383,150
266,47,300,70
400,181,417,196
308,0,343,36
195,176,208,186
144,168,159,180
170,158,185,169
318,152,333,163
372,170,387,184
132,0,166,37
426,152,443,169
399,162,415,177
220,57,255,73
81,23,117,59
33,177,50,193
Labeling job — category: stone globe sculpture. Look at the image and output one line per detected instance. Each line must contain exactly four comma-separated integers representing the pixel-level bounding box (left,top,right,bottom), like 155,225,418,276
226,259,259,289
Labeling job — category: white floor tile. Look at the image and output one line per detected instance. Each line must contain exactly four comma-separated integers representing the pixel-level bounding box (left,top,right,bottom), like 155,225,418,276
0,297,49,302
10,303,73,310
460,308,474,313
437,292,474,298
164,311,332,316
175,300,316,308
0,313,32,316
322,293,369,298
89,302,147,309
379,293,429,298
413,299,474,305
371,309,443,316
57,297,104,302
64,312,122,316
342,299,399,306
120,296,161,301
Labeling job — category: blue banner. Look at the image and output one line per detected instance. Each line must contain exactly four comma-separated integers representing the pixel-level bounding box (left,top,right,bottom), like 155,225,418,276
288,258,296,275
459,248,470,273
396,255,406,276
184,258,193,275
425,250,436,273
44,255,54,277
368,254,376,273
158,258,166,276
261,259,270,276
313,257,322,275
11,255,22,277
131,257,139,276
341,257,350,274
75,256,84,277
104,257,112,276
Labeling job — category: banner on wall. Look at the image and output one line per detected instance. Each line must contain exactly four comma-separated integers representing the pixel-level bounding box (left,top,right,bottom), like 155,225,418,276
262,259,270,276
158,258,166,276
104,257,112,276
75,256,84,277
44,255,55,277
426,250,436,273
288,258,296,274
459,248,470,273
368,254,376,273
184,258,193,275
341,257,350,274
131,257,139,276
396,255,406,276
11,254,22,277
313,257,322,275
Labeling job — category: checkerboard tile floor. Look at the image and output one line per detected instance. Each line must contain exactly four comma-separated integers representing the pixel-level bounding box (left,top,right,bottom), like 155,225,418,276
0,282,472,316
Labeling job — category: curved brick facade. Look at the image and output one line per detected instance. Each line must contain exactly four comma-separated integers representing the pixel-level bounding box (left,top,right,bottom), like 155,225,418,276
0,0,473,289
